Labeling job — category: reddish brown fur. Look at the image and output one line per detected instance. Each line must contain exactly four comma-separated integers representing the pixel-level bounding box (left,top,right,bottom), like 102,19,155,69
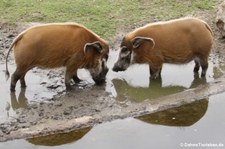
5,23,109,91
120,18,213,79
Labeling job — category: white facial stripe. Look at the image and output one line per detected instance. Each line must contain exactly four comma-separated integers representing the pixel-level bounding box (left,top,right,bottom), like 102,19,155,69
102,58,107,63
120,51,130,58
130,51,135,64
99,59,102,70
96,59,102,76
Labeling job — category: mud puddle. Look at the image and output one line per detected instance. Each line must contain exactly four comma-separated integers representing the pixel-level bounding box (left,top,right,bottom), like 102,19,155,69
107,51,225,102
1,91,225,149
0,61,95,124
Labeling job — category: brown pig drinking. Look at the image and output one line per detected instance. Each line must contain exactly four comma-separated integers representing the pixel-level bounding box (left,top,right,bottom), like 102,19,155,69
5,23,109,92
113,18,213,79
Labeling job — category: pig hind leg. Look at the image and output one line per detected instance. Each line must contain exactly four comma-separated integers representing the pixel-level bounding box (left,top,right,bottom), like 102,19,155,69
65,71,72,90
194,58,200,73
149,64,162,79
65,65,79,90
72,74,81,83
20,74,27,88
200,57,208,77
194,56,208,77
11,69,28,92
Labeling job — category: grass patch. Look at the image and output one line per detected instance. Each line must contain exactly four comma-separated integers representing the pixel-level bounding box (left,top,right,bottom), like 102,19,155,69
0,0,219,39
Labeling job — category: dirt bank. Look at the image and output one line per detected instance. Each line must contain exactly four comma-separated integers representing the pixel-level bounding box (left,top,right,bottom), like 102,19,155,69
0,5,225,142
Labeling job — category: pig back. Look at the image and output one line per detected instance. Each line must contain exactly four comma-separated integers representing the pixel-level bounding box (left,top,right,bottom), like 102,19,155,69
131,18,213,63
13,24,97,68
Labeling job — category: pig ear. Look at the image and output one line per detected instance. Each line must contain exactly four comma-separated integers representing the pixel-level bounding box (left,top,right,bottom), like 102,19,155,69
216,19,224,30
84,41,103,54
132,36,155,49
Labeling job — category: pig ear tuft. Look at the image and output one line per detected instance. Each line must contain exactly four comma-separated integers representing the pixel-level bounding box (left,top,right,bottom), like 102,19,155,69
84,41,103,54
132,37,155,49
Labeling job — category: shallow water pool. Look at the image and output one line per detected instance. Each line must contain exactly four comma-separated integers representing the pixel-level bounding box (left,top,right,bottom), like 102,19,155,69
106,52,225,102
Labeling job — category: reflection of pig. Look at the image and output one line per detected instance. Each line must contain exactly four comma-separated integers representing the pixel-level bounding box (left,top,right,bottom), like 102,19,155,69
112,72,206,102
138,99,208,127
5,23,109,92
113,18,213,79
216,1,225,38
27,127,91,146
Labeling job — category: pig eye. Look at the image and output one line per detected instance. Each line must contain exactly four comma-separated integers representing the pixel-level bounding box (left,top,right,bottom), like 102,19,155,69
105,54,109,61
121,47,129,53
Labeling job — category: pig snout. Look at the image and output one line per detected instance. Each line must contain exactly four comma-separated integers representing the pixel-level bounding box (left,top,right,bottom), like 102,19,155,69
112,61,129,72
112,65,125,72
93,67,109,85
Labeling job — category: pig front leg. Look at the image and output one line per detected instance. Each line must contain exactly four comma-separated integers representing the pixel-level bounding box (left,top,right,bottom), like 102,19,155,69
65,65,79,91
72,73,81,83
149,64,162,80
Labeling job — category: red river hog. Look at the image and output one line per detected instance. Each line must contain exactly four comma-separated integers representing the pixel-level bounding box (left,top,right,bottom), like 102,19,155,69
5,23,109,92
113,18,213,79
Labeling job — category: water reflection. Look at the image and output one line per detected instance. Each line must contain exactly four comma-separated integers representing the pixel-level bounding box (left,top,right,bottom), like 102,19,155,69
10,88,28,110
27,127,91,146
1,93,225,149
138,99,208,126
112,73,207,102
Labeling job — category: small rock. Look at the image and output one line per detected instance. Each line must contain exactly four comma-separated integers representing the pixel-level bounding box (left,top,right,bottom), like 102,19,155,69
94,109,101,112
30,121,37,125
39,112,44,117
56,103,63,107
52,116,59,120
40,102,45,105
64,109,72,115
2,128,10,134
31,105,38,109
39,108,44,112
21,124,29,129
7,34,15,38
40,82,47,85
47,84,61,89
18,119,26,124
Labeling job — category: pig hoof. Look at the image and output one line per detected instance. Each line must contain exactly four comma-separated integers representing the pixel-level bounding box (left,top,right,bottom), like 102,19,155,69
65,84,72,91
74,79,81,84
10,88,16,92
93,78,106,86
95,80,106,86
112,67,126,72
73,77,82,83
201,73,206,78
150,75,157,80
21,84,27,88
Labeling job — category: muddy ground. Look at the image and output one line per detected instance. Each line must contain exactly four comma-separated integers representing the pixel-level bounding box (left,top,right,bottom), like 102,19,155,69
0,5,225,142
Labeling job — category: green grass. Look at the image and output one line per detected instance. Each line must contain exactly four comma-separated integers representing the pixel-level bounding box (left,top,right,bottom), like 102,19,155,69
0,0,219,39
